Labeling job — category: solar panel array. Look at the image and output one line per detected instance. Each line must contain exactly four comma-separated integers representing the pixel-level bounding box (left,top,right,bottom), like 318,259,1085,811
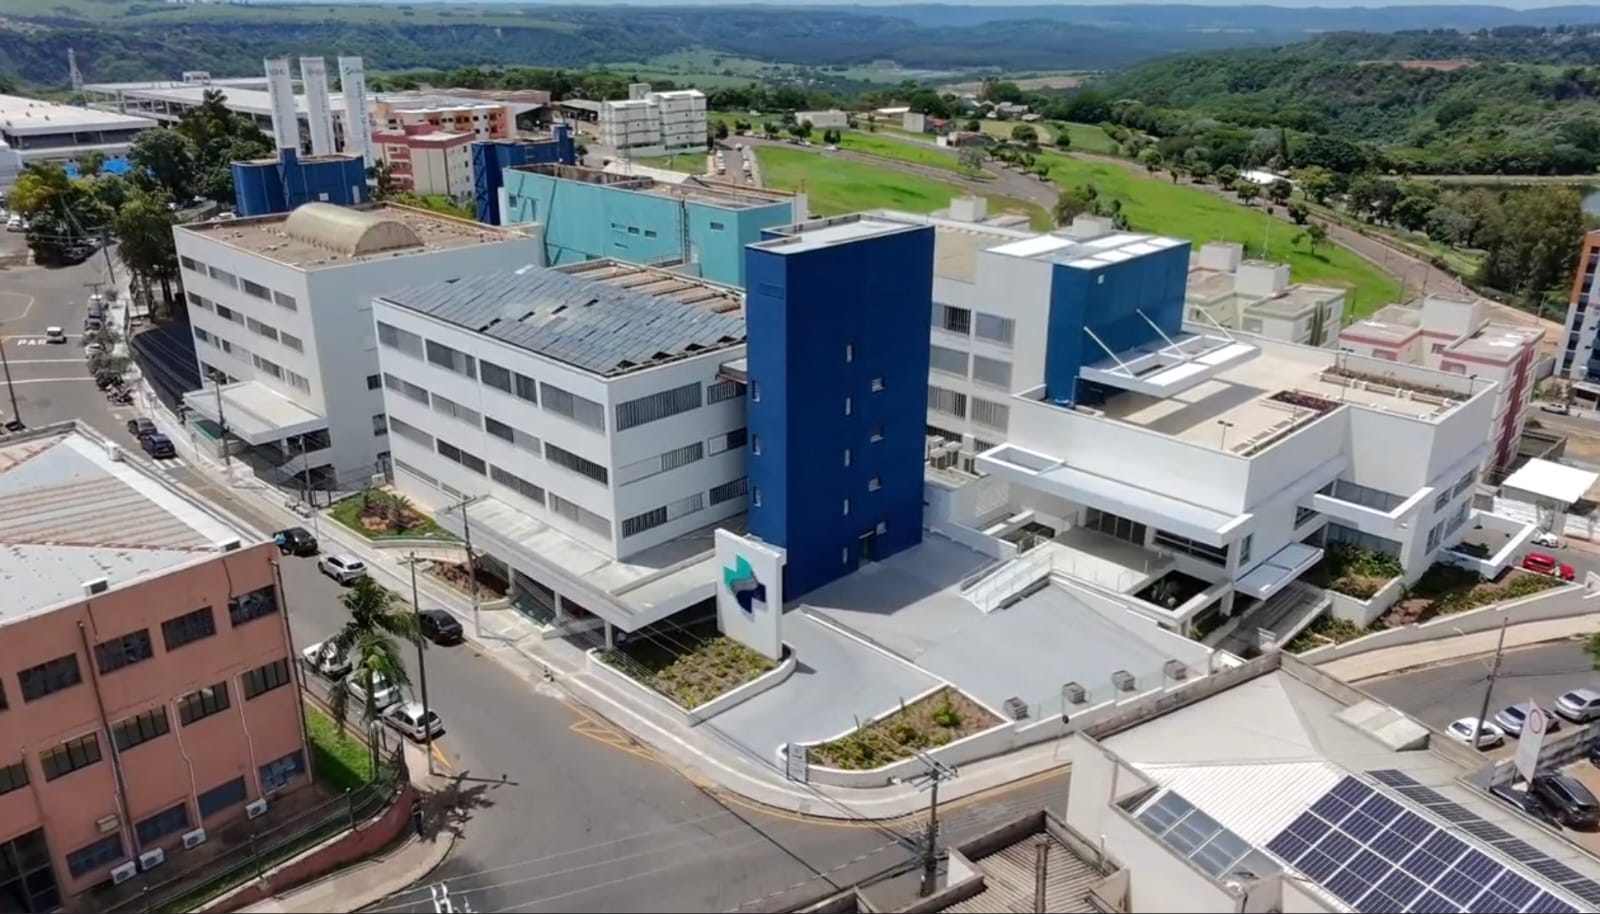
1264,774,1583,913
1135,790,1264,879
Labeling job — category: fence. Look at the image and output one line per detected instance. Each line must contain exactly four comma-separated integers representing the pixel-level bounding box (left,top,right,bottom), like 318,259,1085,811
102,742,407,914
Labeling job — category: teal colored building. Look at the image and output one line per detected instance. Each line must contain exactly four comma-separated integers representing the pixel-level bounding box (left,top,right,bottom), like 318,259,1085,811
500,164,799,288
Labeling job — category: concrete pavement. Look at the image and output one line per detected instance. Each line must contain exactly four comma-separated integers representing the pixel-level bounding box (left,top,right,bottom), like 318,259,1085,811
1319,615,1598,682
1363,640,1600,733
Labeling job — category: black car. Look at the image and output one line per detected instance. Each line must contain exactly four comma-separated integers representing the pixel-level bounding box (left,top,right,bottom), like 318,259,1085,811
127,417,156,439
1530,774,1600,830
419,609,464,645
141,433,175,459
1490,782,1563,828
273,526,319,556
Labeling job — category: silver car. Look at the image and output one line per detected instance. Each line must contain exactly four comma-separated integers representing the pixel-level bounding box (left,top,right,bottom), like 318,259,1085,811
1555,688,1600,723
383,701,444,742
1493,701,1562,737
317,553,367,585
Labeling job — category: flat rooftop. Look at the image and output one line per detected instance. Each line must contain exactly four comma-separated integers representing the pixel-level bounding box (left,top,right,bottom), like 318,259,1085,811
0,424,256,624
754,214,924,256
0,93,154,134
1349,303,1426,344
177,202,528,269
988,229,1188,269
1089,341,1472,454
380,259,745,377
510,164,792,210
1449,320,1544,362
863,209,1032,283
1246,282,1347,318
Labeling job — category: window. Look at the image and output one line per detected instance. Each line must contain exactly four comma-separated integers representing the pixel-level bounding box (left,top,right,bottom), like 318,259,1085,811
19,654,82,703
162,607,216,651
65,835,122,878
937,305,972,335
751,434,762,456
751,382,761,403
215,303,240,324
197,777,247,819
541,383,605,430
366,374,381,390
845,343,854,363
617,442,704,485
1426,521,1444,553
1321,479,1404,512
229,585,278,626
1153,530,1229,565
752,486,763,508
487,417,542,455
259,750,306,791
709,477,748,505
871,377,885,392
929,345,969,377
621,493,705,538
480,360,513,394
844,396,852,416
180,255,200,272
706,380,743,404
1294,505,1320,528
373,412,388,436
388,416,433,449
177,682,230,726
40,733,101,781
971,355,1012,389
136,805,190,845
928,386,967,418
286,370,311,394
871,426,884,443
843,498,851,516
514,372,539,404
280,331,304,352
1324,523,1402,558
644,229,658,239
970,397,1010,432
253,354,283,379
709,221,726,231
94,629,153,675
207,265,238,288
615,383,703,431
0,758,27,797
384,373,430,406
432,393,481,428
1451,469,1477,499
491,465,546,505
273,290,297,311
112,707,170,752
241,278,272,301
426,340,476,379
868,477,882,492
435,439,487,475
186,291,212,311
243,658,291,699
1238,534,1253,565
708,427,747,455
547,493,610,538
843,448,851,467
546,443,609,485
377,322,424,359
1434,488,1451,513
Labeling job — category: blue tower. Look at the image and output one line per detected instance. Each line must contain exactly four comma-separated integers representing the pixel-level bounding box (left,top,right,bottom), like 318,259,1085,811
744,216,935,599
231,149,369,218
472,125,577,225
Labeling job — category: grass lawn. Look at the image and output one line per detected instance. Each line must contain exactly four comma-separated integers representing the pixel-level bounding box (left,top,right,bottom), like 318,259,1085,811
394,192,474,222
837,130,976,175
1052,121,1119,155
1035,153,1402,316
329,489,453,541
305,707,374,794
600,620,776,709
629,152,706,174
756,146,1049,229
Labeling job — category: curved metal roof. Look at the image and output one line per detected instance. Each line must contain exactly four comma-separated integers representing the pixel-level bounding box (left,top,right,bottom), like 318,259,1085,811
283,203,422,257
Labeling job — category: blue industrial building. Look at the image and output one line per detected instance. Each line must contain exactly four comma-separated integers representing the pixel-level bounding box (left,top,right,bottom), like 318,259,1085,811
500,164,797,288
231,149,368,218
471,125,577,225
743,215,935,598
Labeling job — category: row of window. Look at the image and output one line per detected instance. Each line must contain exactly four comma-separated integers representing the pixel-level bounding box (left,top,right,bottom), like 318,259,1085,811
926,385,1010,431
928,344,1014,388
933,305,1016,347
181,257,297,311
194,323,311,394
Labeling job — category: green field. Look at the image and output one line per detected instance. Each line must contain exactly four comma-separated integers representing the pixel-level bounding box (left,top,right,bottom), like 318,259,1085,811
836,131,980,175
972,119,1116,154
305,707,375,794
1035,153,1401,315
755,146,1049,229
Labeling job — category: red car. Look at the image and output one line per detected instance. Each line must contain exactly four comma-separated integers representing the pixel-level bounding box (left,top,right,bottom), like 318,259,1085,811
1522,552,1575,581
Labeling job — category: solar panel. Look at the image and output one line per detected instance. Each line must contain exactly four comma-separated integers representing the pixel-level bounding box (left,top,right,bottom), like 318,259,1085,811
1460,820,1516,843
1565,880,1600,906
1371,769,1425,788
1135,789,1260,880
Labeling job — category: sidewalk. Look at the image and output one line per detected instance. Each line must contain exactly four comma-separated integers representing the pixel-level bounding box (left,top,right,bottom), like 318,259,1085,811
1318,616,1597,682
239,831,453,914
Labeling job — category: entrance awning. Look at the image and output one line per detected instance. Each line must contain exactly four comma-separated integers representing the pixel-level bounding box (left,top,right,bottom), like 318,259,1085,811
1235,543,1324,600
183,381,327,446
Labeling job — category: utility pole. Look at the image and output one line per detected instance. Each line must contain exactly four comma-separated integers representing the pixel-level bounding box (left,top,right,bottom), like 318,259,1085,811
208,369,232,474
912,750,959,898
1473,617,1511,747
407,552,436,776
0,332,21,430
448,495,483,638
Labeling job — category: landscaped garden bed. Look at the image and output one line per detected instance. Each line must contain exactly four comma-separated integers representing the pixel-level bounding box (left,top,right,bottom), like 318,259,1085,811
1373,563,1566,629
1285,615,1368,653
330,488,454,540
426,561,509,600
599,618,777,709
1305,545,1402,599
810,687,1002,771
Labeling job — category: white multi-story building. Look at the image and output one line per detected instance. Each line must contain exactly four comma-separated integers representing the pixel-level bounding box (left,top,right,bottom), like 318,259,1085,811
373,259,749,634
1339,294,1542,483
599,84,706,157
796,109,850,129
174,202,541,489
0,93,154,187
1185,242,1345,348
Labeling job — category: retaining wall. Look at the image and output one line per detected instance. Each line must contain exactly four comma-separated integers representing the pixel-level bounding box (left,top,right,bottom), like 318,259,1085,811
1326,577,1405,628
583,644,797,725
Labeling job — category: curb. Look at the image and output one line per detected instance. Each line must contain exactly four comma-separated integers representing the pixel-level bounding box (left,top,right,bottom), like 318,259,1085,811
1331,630,1591,682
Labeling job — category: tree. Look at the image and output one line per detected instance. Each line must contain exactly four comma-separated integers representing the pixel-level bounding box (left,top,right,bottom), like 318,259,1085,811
1188,160,1212,183
963,118,981,132
1345,173,1387,218
1296,222,1329,255
763,122,780,139
367,161,398,201
1054,129,1070,153
1216,163,1239,190
1424,204,1473,246
1296,165,1336,205
77,150,108,178
1139,147,1163,174
1235,181,1260,206
327,578,420,726
114,189,180,310
714,121,730,140
1393,194,1435,232
1586,627,1600,671
1054,184,1100,226
1267,179,1292,206
1287,201,1309,224
128,128,198,202
1011,123,1038,146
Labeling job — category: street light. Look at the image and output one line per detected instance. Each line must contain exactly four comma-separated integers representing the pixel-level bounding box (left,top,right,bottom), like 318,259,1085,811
1217,419,1235,451
0,331,21,430
208,369,232,474
446,495,484,639
405,552,436,776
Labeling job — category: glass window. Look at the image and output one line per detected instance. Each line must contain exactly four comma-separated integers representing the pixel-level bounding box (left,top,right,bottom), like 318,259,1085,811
162,607,216,651
615,383,702,431
135,805,190,845
94,629,153,674
177,682,230,726
0,758,28,797
540,383,604,430
425,340,476,379
197,777,247,819
40,733,101,781
259,750,306,792
112,707,170,752
481,360,512,394
18,654,81,703
228,585,278,626
709,477,748,505
974,313,1015,346
64,834,122,878
242,658,291,699
546,443,609,485
376,322,424,359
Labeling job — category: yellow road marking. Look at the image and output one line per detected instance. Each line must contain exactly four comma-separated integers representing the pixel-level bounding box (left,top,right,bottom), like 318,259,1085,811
431,742,454,771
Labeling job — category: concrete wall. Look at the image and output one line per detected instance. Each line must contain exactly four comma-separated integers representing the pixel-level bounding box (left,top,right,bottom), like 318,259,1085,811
583,644,796,723
1326,576,1405,628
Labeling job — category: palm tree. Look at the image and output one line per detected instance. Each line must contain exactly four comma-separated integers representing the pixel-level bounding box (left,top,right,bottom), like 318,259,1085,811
327,578,420,726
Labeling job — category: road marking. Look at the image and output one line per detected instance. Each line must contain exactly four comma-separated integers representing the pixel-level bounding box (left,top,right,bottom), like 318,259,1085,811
0,291,35,322
568,714,661,765
431,742,454,771
5,376,95,384
5,336,78,344
6,358,89,364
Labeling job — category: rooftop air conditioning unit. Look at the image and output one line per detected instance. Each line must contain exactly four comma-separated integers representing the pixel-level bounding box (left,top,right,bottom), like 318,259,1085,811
95,814,121,834
1003,697,1030,721
181,828,207,850
245,798,269,820
1164,659,1189,682
110,861,138,885
138,848,165,871
1112,670,1136,693
1062,682,1087,704
218,537,241,552
83,578,109,596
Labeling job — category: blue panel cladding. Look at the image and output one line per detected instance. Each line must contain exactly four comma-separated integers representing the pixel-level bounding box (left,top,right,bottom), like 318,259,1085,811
1043,242,1189,406
473,127,577,226
687,199,794,287
277,151,369,212
232,160,285,217
745,224,934,599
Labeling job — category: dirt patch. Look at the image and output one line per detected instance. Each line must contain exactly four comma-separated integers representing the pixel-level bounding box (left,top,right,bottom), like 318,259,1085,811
425,561,508,600
811,687,1002,770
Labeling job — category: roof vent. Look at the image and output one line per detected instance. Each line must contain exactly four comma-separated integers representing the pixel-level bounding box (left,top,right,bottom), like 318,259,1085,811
1111,670,1136,692
1164,659,1189,681
1062,682,1087,704
106,443,123,462
1003,697,1030,720
218,537,241,552
83,577,109,596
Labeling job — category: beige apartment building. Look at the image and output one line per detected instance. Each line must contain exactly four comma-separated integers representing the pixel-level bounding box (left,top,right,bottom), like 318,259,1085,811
0,423,305,911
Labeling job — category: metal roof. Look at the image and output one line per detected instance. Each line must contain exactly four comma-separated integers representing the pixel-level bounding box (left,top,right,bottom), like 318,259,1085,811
380,263,745,377
283,203,424,257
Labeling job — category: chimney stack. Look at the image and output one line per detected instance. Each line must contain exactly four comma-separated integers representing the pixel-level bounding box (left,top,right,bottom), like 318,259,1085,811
299,57,337,157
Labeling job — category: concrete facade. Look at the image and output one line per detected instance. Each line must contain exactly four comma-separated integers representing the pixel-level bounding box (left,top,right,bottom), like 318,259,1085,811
0,93,154,186
599,86,707,157
1185,242,1345,349
1557,229,1600,397
373,126,474,198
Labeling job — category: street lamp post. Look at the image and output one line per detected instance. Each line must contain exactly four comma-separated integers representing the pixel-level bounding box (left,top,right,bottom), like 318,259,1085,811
209,369,232,474
0,332,21,430
448,496,483,639
407,552,436,776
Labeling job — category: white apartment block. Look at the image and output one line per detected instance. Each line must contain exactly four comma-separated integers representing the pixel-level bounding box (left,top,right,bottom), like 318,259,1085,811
372,260,749,633
1339,294,1542,483
599,84,707,157
1185,242,1345,348
796,109,850,129
174,203,542,489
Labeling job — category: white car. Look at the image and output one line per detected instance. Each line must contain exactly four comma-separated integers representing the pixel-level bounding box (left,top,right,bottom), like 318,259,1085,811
318,553,367,584
83,342,103,358
1541,401,1573,415
6,214,24,232
300,640,351,679
382,701,443,742
44,326,66,344
1446,717,1504,750
1533,530,1562,548
1555,687,1600,722
346,669,402,711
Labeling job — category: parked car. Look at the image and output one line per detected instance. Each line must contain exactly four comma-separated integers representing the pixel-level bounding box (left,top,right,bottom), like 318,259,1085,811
300,640,351,679
346,669,401,711
1555,688,1600,723
126,417,157,439
1530,774,1600,830
1490,782,1563,827
1522,552,1575,580
419,609,463,645
273,526,319,556
6,214,24,232
1494,702,1563,737
317,553,367,584
382,701,444,742
1446,717,1504,749
1532,530,1562,549
83,342,103,358
44,326,66,344
1541,401,1573,415
140,434,175,459
83,315,103,332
